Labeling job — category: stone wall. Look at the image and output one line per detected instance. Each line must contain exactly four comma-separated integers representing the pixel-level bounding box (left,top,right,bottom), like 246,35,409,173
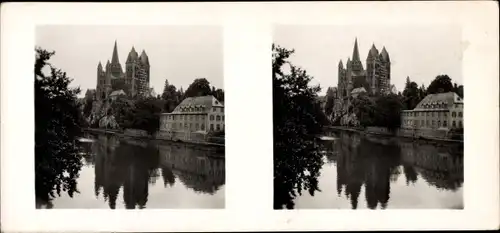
124,128,150,138
364,126,455,140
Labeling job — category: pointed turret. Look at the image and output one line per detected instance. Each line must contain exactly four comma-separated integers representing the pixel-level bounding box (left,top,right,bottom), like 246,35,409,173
140,50,149,65
338,59,344,69
106,60,110,67
126,46,139,63
367,43,379,60
98,61,103,70
381,46,390,62
352,37,360,61
111,40,120,64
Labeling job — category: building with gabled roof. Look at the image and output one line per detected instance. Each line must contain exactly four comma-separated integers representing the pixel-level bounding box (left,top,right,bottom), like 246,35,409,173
401,92,464,130
160,95,225,134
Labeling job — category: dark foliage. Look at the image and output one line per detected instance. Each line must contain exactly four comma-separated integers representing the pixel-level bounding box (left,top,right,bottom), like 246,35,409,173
273,44,325,209
35,47,85,202
427,74,453,94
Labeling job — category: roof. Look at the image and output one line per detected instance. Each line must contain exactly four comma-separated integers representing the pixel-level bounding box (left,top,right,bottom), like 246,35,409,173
140,50,149,65
126,47,139,63
414,92,463,110
109,90,126,97
351,87,367,94
171,95,223,113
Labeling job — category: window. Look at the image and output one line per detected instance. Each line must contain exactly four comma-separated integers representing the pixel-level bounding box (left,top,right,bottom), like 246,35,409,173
458,112,462,117
443,120,447,127
190,123,192,129
216,124,220,131
179,123,182,128
202,115,205,120
184,123,187,129
201,124,205,130
210,124,214,131
220,108,223,113
421,120,424,126
437,120,441,127
195,115,199,120
190,115,193,121
180,115,183,120
431,112,434,117
444,112,448,117
213,107,216,112
222,116,224,121
437,112,440,117
459,121,463,128
216,116,221,121
426,120,429,127
432,120,435,127
452,121,456,128
452,112,456,117
196,123,199,130
427,112,430,116
210,115,214,121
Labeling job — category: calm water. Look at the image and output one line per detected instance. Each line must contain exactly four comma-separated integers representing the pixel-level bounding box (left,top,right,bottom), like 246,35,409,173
36,133,225,209
293,130,463,209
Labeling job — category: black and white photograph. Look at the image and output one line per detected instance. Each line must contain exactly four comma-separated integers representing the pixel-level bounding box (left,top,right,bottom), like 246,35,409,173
34,25,225,209
273,25,464,209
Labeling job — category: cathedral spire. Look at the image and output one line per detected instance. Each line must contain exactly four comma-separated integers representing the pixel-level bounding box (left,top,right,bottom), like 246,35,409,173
111,40,120,64
352,37,360,61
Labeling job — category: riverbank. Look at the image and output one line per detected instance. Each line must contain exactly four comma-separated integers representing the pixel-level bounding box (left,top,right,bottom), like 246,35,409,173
326,126,464,144
83,128,225,149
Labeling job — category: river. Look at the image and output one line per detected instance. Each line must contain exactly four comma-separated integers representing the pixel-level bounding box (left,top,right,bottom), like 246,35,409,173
36,132,225,209
289,130,463,209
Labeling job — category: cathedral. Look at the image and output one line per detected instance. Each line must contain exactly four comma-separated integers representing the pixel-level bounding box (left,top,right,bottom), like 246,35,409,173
96,40,150,100
337,38,391,99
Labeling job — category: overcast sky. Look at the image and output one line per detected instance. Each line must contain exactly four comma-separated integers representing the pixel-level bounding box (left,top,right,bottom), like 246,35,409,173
273,25,463,95
36,25,223,98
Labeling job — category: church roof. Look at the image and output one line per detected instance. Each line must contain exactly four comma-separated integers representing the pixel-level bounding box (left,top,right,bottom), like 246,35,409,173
170,95,223,114
338,60,344,68
109,89,126,97
413,92,463,110
380,47,390,62
140,50,149,65
351,87,367,94
352,38,360,61
111,40,120,64
367,44,379,60
126,46,139,63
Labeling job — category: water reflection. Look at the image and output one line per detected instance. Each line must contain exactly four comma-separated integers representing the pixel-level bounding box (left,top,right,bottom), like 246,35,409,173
290,130,463,209
38,133,225,209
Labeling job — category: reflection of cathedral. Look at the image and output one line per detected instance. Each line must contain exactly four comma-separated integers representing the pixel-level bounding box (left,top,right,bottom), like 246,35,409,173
330,130,463,209
158,144,225,194
93,135,158,209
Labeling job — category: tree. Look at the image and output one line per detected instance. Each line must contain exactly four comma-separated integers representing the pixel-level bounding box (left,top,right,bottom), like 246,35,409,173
35,47,85,202
129,97,164,135
273,44,325,209
184,78,212,98
82,89,95,117
211,87,225,102
324,87,335,116
402,80,420,110
427,74,453,94
373,94,404,131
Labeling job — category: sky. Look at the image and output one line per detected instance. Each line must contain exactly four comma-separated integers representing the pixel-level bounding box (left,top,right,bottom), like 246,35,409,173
273,24,464,96
36,25,223,98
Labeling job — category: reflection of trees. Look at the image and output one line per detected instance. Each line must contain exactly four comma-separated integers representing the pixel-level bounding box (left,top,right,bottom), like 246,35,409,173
329,130,464,209
93,134,159,209
158,143,225,194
